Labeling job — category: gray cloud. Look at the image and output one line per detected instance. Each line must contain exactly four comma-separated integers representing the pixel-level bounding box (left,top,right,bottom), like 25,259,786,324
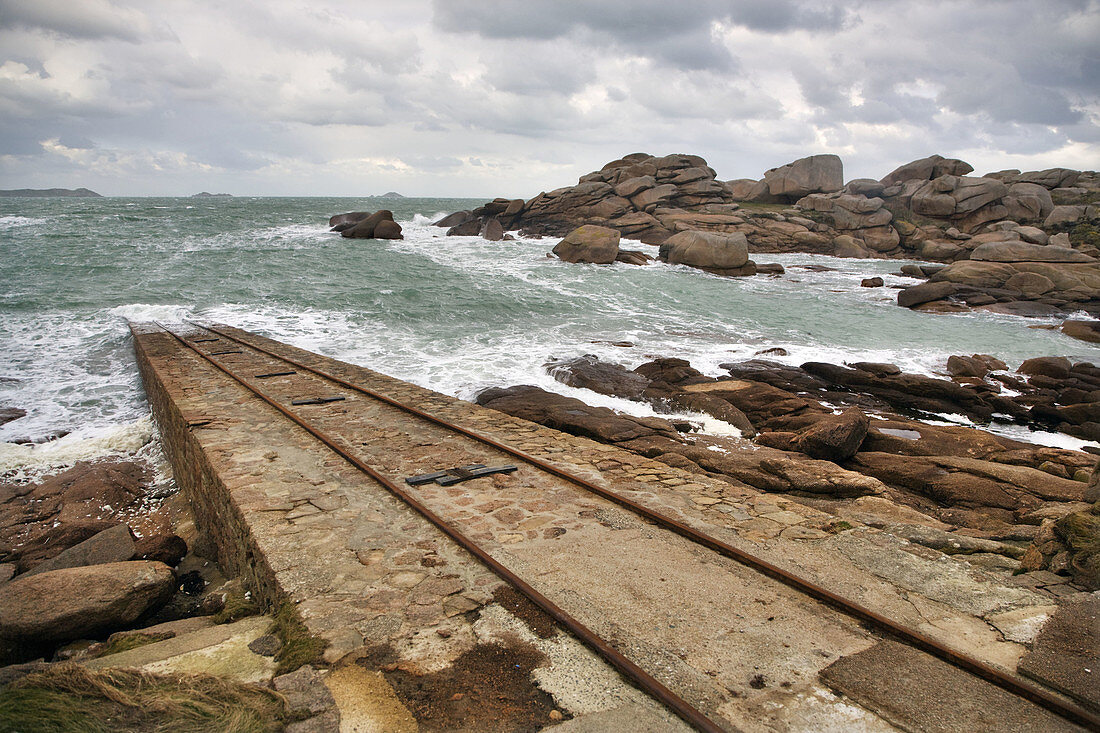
0,0,154,42
0,0,1096,195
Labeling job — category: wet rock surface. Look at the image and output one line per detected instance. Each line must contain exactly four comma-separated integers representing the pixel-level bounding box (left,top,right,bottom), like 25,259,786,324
0,459,151,573
480,352,1098,588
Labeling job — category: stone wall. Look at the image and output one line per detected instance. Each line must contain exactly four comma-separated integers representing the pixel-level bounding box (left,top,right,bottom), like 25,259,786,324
132,327,283,607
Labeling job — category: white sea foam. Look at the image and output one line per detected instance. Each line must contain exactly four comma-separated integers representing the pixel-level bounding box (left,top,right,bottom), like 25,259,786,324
0,215,44,229
0,417,157,481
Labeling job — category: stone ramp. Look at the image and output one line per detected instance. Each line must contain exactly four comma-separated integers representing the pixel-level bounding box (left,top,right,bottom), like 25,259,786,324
131,323,1075,731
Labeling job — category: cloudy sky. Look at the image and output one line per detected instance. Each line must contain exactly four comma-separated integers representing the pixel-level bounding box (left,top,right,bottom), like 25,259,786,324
1,0,1098,197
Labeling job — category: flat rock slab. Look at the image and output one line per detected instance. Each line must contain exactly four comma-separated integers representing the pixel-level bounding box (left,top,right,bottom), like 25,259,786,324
820,640,1081,732
86,614,276,685
1018,594,1100,712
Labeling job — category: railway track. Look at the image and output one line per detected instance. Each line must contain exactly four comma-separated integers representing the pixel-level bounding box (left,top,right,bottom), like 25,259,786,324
153,321,1099,732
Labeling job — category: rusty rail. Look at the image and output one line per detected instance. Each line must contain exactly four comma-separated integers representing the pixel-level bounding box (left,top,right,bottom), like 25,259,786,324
174,321,1100,731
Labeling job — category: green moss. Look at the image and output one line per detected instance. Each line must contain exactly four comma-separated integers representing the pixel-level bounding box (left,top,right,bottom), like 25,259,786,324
825,520,854,534
269,603,328,675
0,663,290,733
212,588,261,625
1054,508,1100,590
91,632,175,659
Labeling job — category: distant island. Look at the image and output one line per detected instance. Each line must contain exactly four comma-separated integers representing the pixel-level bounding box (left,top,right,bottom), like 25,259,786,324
0,188,102,198
190,192,233,198
378,191,405,198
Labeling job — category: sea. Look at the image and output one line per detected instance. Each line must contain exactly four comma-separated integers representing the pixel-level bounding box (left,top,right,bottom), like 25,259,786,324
2,196,1099,483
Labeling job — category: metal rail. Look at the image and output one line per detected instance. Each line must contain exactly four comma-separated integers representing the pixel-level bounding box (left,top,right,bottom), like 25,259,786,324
175,321,1100,731
154,322,728,733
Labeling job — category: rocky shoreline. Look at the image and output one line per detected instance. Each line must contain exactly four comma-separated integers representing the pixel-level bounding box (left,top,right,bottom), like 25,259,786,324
0,453,237,667
476,351,1100,592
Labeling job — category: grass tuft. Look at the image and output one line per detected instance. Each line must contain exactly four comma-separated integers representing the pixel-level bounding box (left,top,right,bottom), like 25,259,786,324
270,603,328,675
0,662,291,733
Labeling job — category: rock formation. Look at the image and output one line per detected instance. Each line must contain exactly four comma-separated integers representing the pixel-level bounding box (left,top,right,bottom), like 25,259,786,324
743,154,844,203
428,151,1099,318
329,210,404,239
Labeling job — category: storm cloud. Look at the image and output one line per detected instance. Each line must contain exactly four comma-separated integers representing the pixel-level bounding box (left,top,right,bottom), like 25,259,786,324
0,0,1096,195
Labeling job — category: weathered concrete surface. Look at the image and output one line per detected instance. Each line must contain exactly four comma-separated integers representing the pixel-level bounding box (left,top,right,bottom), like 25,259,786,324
132,324,1069,731
820,640,1082,732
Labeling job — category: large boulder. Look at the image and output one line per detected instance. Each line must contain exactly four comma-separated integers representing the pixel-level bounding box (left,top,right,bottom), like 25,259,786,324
880,155,974,186
328,211,369,229
1061,320,1100,344
658,230,749,272
1045,204,1098,227
1003,182,1054,222
24,524,135,577
551,225,621,264
475,385,679,444
897,281,957,308
1015,168,1081,189
0,561,175,644
910,176,1009,229
750,154,843,202
341,210,402,239
725,179,757,200
547,355,651,400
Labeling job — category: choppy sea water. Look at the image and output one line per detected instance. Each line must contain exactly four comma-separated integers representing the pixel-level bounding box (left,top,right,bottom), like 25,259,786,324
2,196,1099,476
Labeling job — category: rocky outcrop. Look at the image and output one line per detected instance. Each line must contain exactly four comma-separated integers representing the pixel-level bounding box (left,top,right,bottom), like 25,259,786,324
0,561,175,644
479,352,1094,539
475,384,883,497
657,230,754,276
338,210,403,240
796,192,899,252
445,153,739,245
744,154,844,203
896,243,1100,318
551,225,621,264
435,152,1099,266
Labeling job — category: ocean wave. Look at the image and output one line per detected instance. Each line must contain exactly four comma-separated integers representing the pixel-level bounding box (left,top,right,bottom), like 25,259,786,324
0,215,45,229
